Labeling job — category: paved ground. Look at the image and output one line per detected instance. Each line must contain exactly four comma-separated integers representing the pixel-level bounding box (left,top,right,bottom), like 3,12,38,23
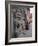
16,23,32,38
